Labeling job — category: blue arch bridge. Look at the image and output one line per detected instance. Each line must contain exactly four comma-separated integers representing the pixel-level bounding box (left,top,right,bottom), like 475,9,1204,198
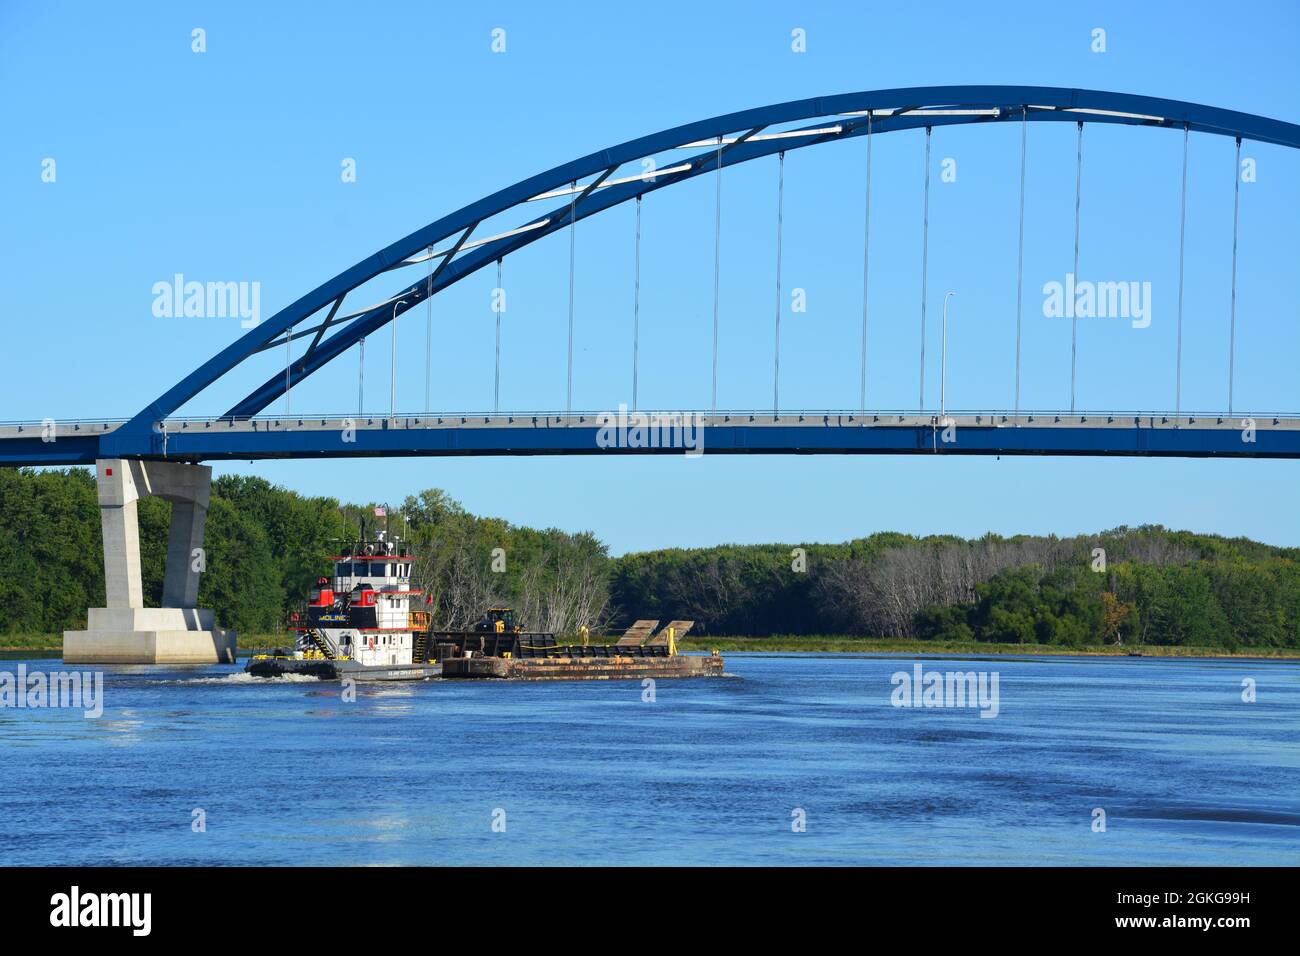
3,86,1294,663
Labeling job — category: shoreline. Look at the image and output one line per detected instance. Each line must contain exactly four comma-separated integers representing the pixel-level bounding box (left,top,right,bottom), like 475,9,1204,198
4,634,1299,659
680,637,1300,658
623,635,1300,659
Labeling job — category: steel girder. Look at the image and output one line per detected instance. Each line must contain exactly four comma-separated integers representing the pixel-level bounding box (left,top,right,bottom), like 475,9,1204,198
18,418,1300,465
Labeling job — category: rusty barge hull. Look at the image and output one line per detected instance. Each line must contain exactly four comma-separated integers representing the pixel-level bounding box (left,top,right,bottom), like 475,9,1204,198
442,653,725,681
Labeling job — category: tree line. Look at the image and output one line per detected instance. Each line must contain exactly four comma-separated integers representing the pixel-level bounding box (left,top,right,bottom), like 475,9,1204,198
2,468,1297,647
615,527,1300,647
0,468,610,638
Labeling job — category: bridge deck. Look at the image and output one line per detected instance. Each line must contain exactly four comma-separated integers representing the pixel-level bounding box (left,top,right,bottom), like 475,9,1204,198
1,411,1296,466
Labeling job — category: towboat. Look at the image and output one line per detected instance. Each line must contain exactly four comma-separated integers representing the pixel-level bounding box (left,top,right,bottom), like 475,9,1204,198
246,536,440,681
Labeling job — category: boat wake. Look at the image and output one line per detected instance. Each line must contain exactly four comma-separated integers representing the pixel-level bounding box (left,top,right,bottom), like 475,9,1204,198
153,671,322,685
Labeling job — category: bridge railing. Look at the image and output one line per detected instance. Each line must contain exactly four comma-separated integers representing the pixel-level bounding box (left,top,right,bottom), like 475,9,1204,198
5,408,1299,437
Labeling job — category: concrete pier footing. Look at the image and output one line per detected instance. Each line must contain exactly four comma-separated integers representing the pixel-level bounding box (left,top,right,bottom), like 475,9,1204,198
63,459,236,665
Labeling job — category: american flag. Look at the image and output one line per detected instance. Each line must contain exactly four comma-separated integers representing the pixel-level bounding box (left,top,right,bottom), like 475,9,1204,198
374,506,386,517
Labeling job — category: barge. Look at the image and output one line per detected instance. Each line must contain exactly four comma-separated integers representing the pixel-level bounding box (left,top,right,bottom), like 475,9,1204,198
246,538,726,682
442,650,724,681
434,619,726,681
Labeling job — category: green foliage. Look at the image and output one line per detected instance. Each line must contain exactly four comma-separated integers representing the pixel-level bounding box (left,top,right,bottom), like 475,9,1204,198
0,468,103,630
197,496,283,635
913,556,1300,649
955,565,1092,645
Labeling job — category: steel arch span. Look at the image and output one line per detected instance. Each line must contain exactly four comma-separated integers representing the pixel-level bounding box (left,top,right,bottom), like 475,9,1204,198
105,85,1299,451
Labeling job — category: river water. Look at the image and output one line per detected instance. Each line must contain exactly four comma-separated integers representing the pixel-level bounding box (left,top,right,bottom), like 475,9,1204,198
1,653,1297,866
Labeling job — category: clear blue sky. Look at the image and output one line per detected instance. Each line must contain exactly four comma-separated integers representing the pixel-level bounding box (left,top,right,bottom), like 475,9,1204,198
2,1,1297,553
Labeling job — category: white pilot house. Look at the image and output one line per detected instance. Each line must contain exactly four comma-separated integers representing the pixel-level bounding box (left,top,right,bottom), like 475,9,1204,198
294,538,428,667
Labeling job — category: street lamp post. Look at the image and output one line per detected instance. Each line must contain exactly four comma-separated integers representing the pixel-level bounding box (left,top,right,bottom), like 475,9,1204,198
390,299,407,421
941,291,956,421
284,328,292,416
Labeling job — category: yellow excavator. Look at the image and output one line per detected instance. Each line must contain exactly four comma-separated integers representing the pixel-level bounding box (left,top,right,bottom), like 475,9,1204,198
473,607,520,634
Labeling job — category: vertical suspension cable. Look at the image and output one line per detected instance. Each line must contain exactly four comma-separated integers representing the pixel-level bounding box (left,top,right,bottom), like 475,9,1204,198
773,152,785,414
632,196,642,411
425,245,433,414
358,337,365,416
859,111,872,414
919,126,932,411
566,182,576,413
1229,136,1242,415
1070,121,1083,413
1014,106,1028,416
1176,123,1189,416
495,258,503,415
711,140,723,413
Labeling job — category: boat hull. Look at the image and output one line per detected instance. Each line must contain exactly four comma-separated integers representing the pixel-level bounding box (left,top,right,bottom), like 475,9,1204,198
441,653,725,681
244,657,441,681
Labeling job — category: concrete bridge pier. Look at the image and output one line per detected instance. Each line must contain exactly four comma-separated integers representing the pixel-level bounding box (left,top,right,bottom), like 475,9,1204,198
63,459,236,664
